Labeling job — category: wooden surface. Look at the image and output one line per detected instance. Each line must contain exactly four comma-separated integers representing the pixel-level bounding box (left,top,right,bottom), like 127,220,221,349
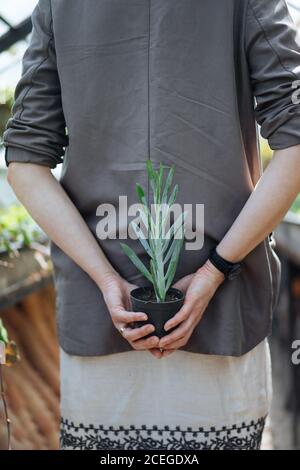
0,247,53,311
0,284,60,450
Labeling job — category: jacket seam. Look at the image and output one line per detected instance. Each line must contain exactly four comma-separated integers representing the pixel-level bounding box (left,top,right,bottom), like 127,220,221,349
248,0,299,81
18,2,53,121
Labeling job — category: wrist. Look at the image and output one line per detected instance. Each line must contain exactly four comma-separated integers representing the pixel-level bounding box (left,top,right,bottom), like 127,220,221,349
91,266,121,291
215,244,243,264
197,259,226,285
208,246,243,280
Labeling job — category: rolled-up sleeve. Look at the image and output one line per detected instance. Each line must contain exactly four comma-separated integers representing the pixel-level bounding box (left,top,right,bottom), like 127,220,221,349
2,0,68,169
246,0,300,150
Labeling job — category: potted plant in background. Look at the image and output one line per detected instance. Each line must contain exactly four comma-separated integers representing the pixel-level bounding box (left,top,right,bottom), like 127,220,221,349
120,160,186,338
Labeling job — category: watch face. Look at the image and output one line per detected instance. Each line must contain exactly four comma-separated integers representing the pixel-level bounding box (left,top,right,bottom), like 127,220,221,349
228,264,243,280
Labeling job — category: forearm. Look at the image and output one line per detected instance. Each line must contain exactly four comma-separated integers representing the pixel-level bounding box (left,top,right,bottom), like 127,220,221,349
216,144,300,262
7,162,117,287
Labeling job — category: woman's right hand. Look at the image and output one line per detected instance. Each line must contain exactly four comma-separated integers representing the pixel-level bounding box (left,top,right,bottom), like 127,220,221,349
97,272,162,358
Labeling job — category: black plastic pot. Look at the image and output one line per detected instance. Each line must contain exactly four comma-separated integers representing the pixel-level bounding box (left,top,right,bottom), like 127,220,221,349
130,286,185,338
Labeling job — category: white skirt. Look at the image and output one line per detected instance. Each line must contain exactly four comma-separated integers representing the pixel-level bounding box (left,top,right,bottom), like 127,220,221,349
59,338,272,450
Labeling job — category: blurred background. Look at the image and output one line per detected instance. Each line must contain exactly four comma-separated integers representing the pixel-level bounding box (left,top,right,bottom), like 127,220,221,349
0,0,300,451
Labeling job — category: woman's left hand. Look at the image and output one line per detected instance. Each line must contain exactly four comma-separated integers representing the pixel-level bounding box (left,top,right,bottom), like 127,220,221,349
158,260,225,357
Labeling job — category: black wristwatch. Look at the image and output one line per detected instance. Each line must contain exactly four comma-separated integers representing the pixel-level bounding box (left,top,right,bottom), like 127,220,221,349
208,247,243,280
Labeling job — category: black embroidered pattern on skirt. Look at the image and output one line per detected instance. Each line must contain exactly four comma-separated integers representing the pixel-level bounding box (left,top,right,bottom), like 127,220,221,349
60,417,266,450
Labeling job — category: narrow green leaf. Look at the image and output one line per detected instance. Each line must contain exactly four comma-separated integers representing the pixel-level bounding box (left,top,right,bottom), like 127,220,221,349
163,211,187,249
137,203,156,241
146,159,157,183
0,320,9,344
162,166,174,204
150,259,161,302
157,163,164,203
120,243,153,283
136,183,147,206
167,184,178,208
130,220,153,258
21,228,30,247
156,255,166,301
163,237,178,265
146,159,158,202
165,236,185,292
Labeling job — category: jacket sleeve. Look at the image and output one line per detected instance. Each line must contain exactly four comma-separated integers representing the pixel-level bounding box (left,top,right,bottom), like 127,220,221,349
2,0,68,169
246,0,300,150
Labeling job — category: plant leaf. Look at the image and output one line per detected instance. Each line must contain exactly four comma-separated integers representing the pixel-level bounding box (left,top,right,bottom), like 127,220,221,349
0,319,9,344
163,211,187,249
136,203,156,241
156,254,166,302
150,259,160,302
146,159,157,202
136,183,147,206
162,165,174,204
157,163,164,203
167,184,178,208
130,220,153,258
165,236,185,292
120,243,153,283
163,237,178,265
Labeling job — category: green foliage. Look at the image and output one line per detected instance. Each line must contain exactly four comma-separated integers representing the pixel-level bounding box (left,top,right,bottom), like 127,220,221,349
291,194,300,216
0,319,8,345
0,204,44,253
121,160,186,302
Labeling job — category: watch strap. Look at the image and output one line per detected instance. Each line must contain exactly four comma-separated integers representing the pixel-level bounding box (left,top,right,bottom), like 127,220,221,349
208,247,242,279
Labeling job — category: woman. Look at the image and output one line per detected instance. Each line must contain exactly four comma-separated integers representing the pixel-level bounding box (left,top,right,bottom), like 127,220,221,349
3,0,300,450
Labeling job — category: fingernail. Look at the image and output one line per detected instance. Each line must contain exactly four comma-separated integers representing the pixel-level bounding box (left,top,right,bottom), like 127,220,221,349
141,315,148,320
164,323,171,331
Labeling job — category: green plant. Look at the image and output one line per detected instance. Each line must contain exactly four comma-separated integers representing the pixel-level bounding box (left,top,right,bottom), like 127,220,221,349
120,160,186,302
0,204,44,253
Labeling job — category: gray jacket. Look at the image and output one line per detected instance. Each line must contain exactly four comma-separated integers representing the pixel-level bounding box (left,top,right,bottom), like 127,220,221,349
2,0,300,356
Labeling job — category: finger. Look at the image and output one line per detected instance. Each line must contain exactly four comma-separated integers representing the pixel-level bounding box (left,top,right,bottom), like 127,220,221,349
163,304,191,332
128,283,139,292
162,349,176,357
161,337,187,350
159,321,191,348
149,348,163,359
124,323,155,342
113,308,148,324
131,335,160,350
